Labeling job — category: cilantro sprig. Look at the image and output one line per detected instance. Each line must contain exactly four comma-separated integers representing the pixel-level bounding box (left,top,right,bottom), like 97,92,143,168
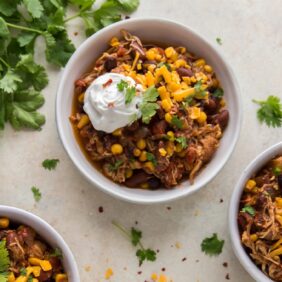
175,136,187,149
42,159,59,170
171,115,183,129
31,186,42,202
253,96,282,128
108,160,123,171
0,0,140,131
112,221,157,266
0,240,10,281
241,205,255,216
201,233,225,256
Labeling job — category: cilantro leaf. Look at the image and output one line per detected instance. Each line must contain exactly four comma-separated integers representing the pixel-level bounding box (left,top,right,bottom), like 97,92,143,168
23,0,44,18
201,233,224,256
139,86,159,124
109,160,123,171
50,247,63,258
241,205,255,216
146,152,157,166
194,80,206,97
253,96,282,128
31,186,41,202
131,228,142,246
175,136,187,149
212,88,224,98
171,115,183,129
0,17,10,55
157,62,171,71
125,86,136,104
117,0,140,12
117,79,128,91
70,0,96,10
273,167,282,176
20,268,27,276
0,92,5,130
17,33,37,47
216,37,222,45
0,1,19,17
0,240,9,273
42,159,60,170
0,69,22,94
136,248,156,266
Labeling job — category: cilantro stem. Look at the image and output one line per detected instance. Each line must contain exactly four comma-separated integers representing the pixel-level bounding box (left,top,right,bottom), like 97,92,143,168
64,13,81,23
0,57,10,69
6,22,42,34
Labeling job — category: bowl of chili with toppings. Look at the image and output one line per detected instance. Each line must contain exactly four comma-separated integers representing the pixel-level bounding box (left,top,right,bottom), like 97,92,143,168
0,205,80,282
230,142,282,281
56,18,241,203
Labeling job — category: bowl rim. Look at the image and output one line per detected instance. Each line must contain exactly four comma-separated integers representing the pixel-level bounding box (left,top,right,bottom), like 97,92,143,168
0,205,80,282
56,17,242,204
229,142,282,282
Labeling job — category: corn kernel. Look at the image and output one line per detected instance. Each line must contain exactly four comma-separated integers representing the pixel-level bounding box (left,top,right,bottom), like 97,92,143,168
178,47,186,54
250,234,258,242
174,59,186,68
139,151,147,162
125,169,133,178
276,198,282,208
137,139,146,150
145,71,155,87
40,260,52,272
172,88,195,102
166,141,175,156
133,148,141,157
112,128,122,136
155,54,162,61
78,93,85,103
55,274,68,282
151,273,158,281
8,272,15,282
144,161,154,171
197,111,207,124
146,50,155,60
29,258,41,266
158,86,169,100
195,58,206,67
77,115,90,129
32,266,41,277
148,64,156,73
167,82,181,92
245,179,256,190
165,113,172,123
137,63,142,70
14,276,26,282
159,65,172,83
105,268,113,280
190,107,201,119
165,47,175,58
159,148,167,157
167,131,175,140
204,65,213,73
158,274,167,282
110,37,119,47
111,144,123,155
161,99,172,112
175,143,183,153
182,77,191,85
0,217,9,228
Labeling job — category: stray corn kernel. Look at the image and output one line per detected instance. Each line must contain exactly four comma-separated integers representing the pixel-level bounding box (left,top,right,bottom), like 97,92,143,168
151,273,158,281
0,217,9,228
55,274,68,282
159,148,167,157
158,274,167,282
139,151,147,162
195,58,206,67
137,139,146,150
167,131,175,140
111,144,123,155
165,113,172,123
190,107,201,119
125,169,133,178
146,50,155,60
133,148,141,157
40,260,52,272
245,179,256,190
250,234,258,242
144,161,154,171
166,142,175,156
204,65,213,73
7,272,15,282
112,128,122,136
105,268,113,280
197,111,207,124
175,143,183,153
161,99,173,112
77,115,90,129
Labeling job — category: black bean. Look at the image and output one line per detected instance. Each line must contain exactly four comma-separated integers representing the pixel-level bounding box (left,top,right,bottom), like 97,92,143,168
124,171,151,188
148,177,161,189
176,67,193,78
104,57,117,71
278,174,282,190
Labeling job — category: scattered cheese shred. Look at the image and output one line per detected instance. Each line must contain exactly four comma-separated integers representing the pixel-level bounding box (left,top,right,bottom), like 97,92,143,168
105,268,113,280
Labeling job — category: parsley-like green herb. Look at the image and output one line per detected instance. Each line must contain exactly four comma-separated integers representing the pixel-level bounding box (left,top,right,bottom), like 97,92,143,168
171,116,183,129
273,167,282,176
117,79,129,92
194,80,206,97
253,96,282,128
108,160,123,172
50,248,63,259
146,152,157,166
42,159,59,170
241,205,255,216
28,276,33,282
31,186,41,202
216,37,223,45
157,62,171,71
0,240,10,281
213,88,224,98
175,136,187,149
125,86,136,104
0,0,140,131
112,221,157,266
201,233,225,256
139,86,159,124
20,268,27,276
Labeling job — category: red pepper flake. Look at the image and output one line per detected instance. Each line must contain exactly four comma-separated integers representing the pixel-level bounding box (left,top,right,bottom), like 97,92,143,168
182,257,187,262
137,271,142,275
108,102,115,108
98,206,104,213
225,274,230,280
161,268,166,272
220,198,224,203
223,262,228,268
103,78,113,88
166,206,171,210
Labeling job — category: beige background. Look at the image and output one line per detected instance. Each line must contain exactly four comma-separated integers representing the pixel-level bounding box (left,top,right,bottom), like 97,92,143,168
1,0,282,281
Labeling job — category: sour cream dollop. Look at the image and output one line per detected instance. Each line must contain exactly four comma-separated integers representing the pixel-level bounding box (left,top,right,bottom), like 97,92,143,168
83,73,143,133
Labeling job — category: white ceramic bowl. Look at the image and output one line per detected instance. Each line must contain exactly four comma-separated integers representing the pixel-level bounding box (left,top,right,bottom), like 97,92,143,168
0,205,80,281
229,142,282,282
56,18,242,204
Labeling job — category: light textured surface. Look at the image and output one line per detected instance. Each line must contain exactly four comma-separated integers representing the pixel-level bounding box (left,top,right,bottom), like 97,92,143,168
1,0,281,281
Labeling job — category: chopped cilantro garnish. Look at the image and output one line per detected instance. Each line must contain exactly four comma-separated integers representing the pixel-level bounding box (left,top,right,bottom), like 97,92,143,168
112,221,157,266
20,268,27,276
31,186,41,202
213,88,224,98
175,136,187,149
241,205,255,216
125,86,136,104
139,86,159,124
109,160,123,172
201,233,225,256
146,152,157,166
117,79,129,92
157,62,171,71
273,167,282,176
194,80,206,97
171,116,183,129
216,37,223,45
0,240,10,281
253,96,282,128
42,159,59,170
50,247,63,259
